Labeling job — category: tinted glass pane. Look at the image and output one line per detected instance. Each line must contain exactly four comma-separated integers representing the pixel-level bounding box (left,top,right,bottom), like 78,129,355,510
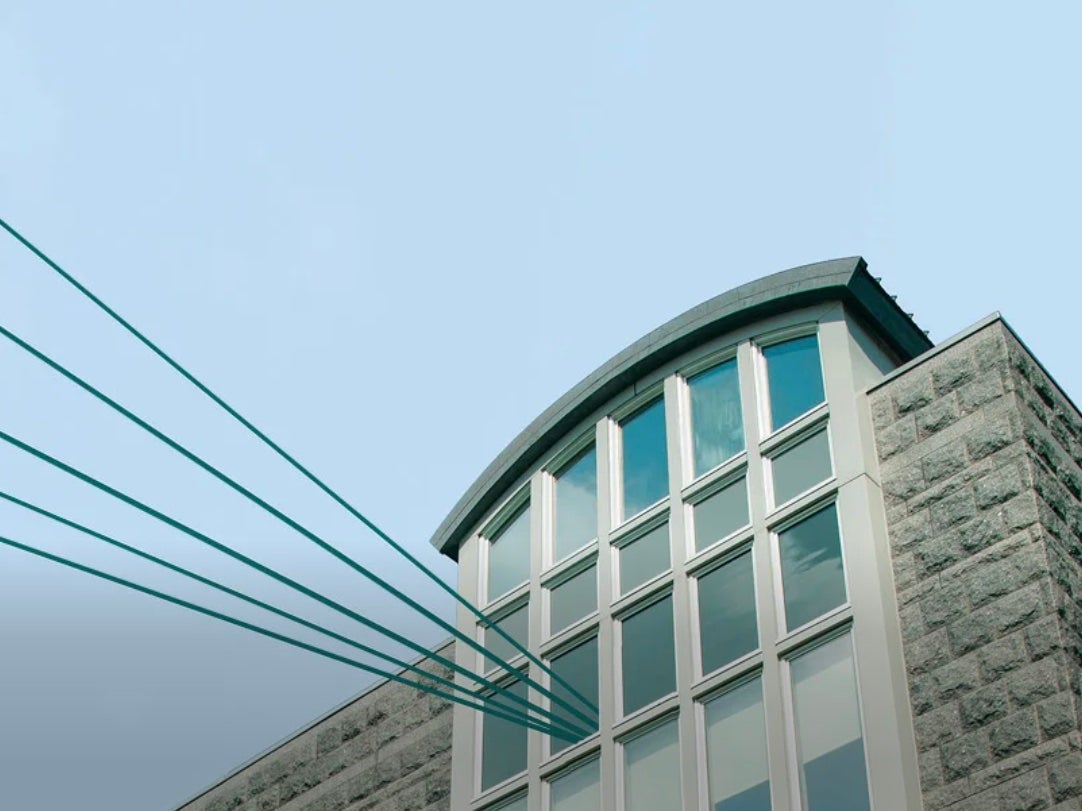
791,636,871,811
692,477,749,552
496,797,527,811
771,429,832,506
488,504,530,602
623,718,681,811
482,679,528,790
550,759,599,811
698,553,758,674
705,679,770,811
549,637,599,754
778,504,847,631
764,335,825,431
621,399,669,520
689,359,744,477
483,603,528,672
549,566,596,636
621,597,675,715
619,523,670,594
555,447,598,561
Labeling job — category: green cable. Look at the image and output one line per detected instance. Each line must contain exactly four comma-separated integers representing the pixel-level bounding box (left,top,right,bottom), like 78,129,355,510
0,534,577,741
0,428,591,739
0,322,595,732
0,216,599,720
0,489,584,739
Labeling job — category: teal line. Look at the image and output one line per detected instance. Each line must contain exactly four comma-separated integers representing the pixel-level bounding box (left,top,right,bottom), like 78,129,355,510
0,534,577,741
0,428,591,739
0,322,595,733
0,215,599,721
0,489,584,740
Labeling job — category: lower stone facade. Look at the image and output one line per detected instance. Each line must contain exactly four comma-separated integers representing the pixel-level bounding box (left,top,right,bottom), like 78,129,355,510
870,318,1082,810
178,643,453,811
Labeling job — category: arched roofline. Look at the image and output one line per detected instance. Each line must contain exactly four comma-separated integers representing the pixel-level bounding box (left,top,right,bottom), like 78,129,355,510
432,256,931,559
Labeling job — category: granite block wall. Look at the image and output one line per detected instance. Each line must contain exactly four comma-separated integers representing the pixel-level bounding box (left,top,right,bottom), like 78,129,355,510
177,643,454,811
870,318,1082,810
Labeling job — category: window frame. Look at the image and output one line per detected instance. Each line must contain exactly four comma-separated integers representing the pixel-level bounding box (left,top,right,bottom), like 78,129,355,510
480,486,533,607
754,325,827,439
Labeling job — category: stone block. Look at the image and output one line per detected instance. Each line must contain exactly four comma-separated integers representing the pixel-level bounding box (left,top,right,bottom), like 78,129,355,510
942,729,993,781
989,711,1041,759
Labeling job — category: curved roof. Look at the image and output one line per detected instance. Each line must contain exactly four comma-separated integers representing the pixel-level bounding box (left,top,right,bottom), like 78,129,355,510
432,257,931,559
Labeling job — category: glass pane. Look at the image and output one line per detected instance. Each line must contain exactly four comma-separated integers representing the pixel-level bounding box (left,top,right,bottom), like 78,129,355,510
621,597,675,715
778,504,847,631
771,429,832,506
764,334,825,431
689,358,744,477
623,718,681,811
619,523,670,594
497,797,527,811
621,399,669,520
483,603,528,672
549,637,599,754
791,636,871,811
692,477,749,552
555,447,597,561
550,758,599,811
697,553,758,674
482,679,528,790
705,679,771,811
488,504,531,602
549,566,596,636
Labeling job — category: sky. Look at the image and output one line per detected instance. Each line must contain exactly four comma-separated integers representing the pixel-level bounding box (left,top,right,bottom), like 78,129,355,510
1,2,1079,809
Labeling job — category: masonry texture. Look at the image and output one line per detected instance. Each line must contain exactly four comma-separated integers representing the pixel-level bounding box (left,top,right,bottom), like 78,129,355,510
178,643,454,811
871,319,1082,810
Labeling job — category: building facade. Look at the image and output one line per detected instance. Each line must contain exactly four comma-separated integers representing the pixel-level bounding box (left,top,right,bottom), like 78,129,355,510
180,259,1082,811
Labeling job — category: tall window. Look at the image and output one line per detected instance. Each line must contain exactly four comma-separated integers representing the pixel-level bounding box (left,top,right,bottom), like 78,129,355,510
482,601,528,672
622,718,681,811
482,678,528,790
554,446,598,562
688,357,744,477
695,551,758,675
487,502,530,603
777,503,847,632
763,334,825,431
769,427,832,506
691,476,749,553
620,596,675,716
616,522,670,596
790,635,871,811
548,636,599,754
619,398,668,521
549,758,599,811
704,678,770,811
547,565,596,637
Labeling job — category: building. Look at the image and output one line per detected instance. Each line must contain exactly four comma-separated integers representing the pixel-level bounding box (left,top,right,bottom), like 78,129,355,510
180,258,1082,811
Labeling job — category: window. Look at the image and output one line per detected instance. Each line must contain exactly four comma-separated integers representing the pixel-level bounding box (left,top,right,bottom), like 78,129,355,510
704,678,770,811
548,636,599,754
487,502,531,603
554,446,598,562
770,428,832,507
622,718,681,811
696,552,758,674
790,635,871,811
691,477,749,553
763,334,825,432
617,522,670,595
620,596,675,716
491,795,527,811
483,602,529,672
548,566,596,636
619,398,669,521
481,678,528,790
777,503,847,632
688,357,744,477
549,758,599,811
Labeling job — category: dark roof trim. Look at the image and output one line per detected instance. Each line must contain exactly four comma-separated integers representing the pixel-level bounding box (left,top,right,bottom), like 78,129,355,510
432,257,931,559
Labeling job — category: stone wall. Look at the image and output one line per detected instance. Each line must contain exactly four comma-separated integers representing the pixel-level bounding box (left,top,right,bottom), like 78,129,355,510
870,318,1082,810
177,643,454,811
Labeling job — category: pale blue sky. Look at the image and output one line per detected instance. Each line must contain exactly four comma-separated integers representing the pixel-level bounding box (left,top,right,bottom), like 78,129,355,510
1,3,1079,809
